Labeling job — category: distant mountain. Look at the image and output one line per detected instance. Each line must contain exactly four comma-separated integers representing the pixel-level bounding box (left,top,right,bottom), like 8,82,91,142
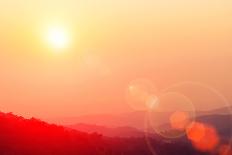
196,114,232,139
49,111,147,130
68,123,146,137
51,107,232,132
63,107,232,142
207,106,232,115
51,111,188,131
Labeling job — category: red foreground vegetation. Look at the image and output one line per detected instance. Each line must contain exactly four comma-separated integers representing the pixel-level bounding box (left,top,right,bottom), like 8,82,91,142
0,111,226,155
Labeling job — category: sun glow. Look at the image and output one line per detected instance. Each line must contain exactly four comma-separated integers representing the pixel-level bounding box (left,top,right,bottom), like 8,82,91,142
46,25,70,50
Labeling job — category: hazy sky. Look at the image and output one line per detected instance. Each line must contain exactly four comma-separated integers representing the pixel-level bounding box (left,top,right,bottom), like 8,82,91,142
0,0,232,119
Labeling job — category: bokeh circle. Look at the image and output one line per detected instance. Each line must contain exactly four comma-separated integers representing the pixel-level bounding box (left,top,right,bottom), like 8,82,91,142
125,79,158,111
147,92,195,139
144,81,232,155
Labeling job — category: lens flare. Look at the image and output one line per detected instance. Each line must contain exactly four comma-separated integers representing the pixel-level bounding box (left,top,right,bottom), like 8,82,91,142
126,79,157,110
162,82,232,116
147,92,195,138
145,82,232,155
169,111,190,130
219,144,232,155
186,122,219,152
186,122,206,143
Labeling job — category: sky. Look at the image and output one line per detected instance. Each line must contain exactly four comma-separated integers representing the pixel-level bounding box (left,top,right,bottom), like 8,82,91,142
0,0,232,120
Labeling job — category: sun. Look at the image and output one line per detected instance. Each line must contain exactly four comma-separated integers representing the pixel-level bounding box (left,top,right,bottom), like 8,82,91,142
46,25,70,49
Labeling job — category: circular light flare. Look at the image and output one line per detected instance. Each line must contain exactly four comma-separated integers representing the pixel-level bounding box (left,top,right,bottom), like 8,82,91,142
169,111,190,131
219,144,232,155
186,122,219,152
46,25,70,50
126,79,158,111
147,92,195,139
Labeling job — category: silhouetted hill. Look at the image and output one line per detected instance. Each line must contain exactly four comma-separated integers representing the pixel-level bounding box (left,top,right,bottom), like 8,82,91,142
0,111,211,155
0,111,154,155
0,111,105,155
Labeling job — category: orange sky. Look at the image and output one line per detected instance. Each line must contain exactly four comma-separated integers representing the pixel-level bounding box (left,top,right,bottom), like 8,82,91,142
0,0,232,119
